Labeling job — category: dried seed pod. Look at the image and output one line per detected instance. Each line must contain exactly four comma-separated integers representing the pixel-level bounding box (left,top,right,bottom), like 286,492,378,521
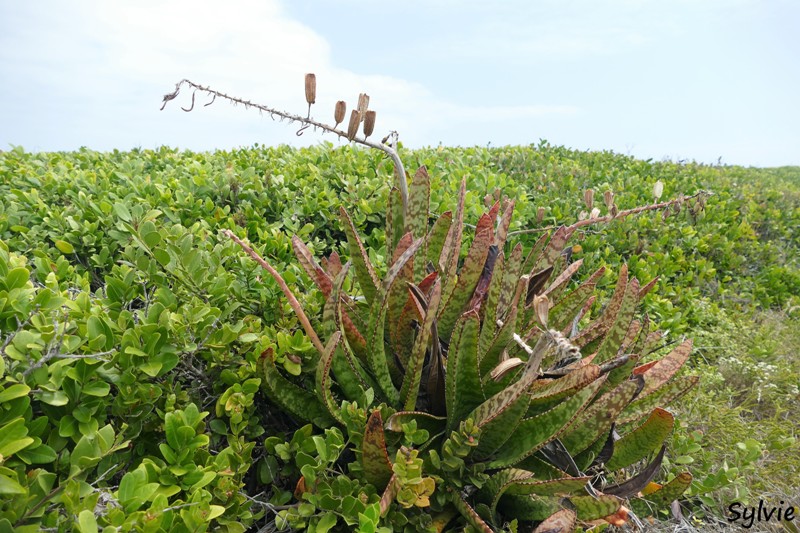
590,207,601,219
357,93,370,119
334,100,346,127
578,210,588,221
584,188,594,210
672,202,681,214
653,180,664,200
363,110,376,138
485,194,494,208
611,203,618,217
537,206,546,223
604,190,614,208
533,294,549,327
346,109,360,140
490,358,525,381
304,73,316,105
662,208,670,221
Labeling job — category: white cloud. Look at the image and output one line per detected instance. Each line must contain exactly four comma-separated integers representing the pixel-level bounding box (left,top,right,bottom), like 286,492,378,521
0,0,578,151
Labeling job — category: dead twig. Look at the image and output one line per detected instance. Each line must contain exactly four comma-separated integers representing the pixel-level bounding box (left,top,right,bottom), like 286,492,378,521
508,190,712,237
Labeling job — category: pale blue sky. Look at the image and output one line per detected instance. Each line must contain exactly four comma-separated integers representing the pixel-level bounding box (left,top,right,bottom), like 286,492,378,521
1,0,797,166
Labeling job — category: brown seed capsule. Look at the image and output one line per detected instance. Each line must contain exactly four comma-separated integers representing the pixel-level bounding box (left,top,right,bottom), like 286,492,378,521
584,188,594,210
357,93,370,119
363,110,376,138
537,206,546,223
610,204,618,218
304,73,316,105
346,109,360,140
334,100,346,127
604,190,614,208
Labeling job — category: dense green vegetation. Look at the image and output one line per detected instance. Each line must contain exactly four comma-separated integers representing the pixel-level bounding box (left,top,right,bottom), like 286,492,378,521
0,143,798,531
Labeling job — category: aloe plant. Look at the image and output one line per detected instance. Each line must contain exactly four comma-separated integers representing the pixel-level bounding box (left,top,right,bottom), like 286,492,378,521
225,164,700,531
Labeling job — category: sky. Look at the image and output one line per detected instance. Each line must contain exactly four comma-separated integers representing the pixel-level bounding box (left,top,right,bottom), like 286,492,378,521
0,0,797,167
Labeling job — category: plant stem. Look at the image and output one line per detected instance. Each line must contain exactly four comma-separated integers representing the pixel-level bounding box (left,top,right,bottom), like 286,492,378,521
162,79,409,215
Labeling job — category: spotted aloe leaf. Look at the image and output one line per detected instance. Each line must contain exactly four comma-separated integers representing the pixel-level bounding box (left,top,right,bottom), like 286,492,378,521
407,166,430,280
569,494,622,521
619,375,699,425
400,278,443,411
315,332,345,424
291,235,332,296
504,475,592,498
533,226,575,274
606,408,674,471
477,468,533,514
321,260,349,339
603,445,666,498
469,334,548,435
438,180,466,289
479,275,527,378
631,313,652,355
450,490,493,533
473,390,530,459
601,353,641,393
497,243,524,319
394,271,439,370
321,262,367,364
548,266,606,332
429,507,459,533
594,277,640,364
516,455,571,482
642,472,693,505
532,509,576,533
387,233,415,363
573,425,615,471
527,364,602,416
334,279,380,398
387,186,405,257
379,474,399,517
573,264,629,349
636,339,693,398
363,410,394,491
542,258,584,303
522,231,550,277
489,377,605,469
502,495,565,522
365,237,424,405
340,206,380,305
478,250,505,356
619,318,643,356
446,311,485,431
426,211,452,269
406,166,430,238
560,378,643,456
466,244,500,314
438,212,495,340
261,348,335,428
494,198,516,247
638,276,659,299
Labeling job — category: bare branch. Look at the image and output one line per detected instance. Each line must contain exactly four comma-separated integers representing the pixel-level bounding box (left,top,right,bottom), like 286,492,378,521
162,78,408,215
507,190,712,238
